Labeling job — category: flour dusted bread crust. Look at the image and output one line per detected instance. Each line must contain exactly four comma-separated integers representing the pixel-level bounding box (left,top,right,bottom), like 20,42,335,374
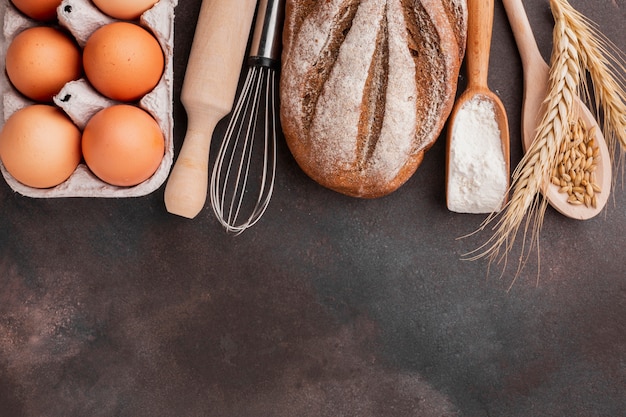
280,0,467,198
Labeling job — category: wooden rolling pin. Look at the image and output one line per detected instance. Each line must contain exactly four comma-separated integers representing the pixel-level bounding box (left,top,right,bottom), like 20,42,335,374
164,0,258,218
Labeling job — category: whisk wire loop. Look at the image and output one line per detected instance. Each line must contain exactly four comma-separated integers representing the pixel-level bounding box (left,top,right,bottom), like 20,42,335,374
209,0,283,234
209,65,277,234
226,69,261,225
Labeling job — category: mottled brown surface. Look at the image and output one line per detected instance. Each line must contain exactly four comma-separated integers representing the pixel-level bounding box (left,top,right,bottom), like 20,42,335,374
1,1,625,416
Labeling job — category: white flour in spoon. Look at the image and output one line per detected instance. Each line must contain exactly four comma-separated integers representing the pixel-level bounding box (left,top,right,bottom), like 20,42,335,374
447,95,508,214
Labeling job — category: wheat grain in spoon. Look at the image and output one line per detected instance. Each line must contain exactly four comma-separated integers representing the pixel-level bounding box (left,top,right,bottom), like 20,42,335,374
502,0,611,220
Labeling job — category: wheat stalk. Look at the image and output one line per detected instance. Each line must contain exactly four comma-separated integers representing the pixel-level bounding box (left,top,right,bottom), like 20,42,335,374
468,0,626,283
552,0,626,156
464,0,582,285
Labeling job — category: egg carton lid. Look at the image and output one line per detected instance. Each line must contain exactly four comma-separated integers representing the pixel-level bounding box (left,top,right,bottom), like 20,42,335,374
0,0,178,198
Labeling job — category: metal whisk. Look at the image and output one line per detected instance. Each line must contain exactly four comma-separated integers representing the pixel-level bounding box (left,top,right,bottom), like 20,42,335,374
209,0,285,234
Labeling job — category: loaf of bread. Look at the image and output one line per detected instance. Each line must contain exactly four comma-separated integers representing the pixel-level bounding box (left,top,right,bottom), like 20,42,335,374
280,0,467,198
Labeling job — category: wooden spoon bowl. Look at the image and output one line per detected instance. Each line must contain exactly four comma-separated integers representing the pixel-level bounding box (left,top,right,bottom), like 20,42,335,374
446,0,510,213
502,0,611,220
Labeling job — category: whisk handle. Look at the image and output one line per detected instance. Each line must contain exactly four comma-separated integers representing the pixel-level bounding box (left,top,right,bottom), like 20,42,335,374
249,0,285,64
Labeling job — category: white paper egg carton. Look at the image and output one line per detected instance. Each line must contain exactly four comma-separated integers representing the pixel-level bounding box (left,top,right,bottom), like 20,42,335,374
0,0,178,198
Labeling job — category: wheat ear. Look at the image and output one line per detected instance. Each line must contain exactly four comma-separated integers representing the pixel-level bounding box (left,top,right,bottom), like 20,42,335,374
465,2,581,284
551,0,626,155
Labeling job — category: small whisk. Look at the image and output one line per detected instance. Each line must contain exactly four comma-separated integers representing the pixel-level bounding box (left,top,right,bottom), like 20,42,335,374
209,0,285,234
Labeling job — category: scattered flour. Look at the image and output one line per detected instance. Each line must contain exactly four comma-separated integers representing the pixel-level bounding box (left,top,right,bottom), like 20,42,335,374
447,95,508,214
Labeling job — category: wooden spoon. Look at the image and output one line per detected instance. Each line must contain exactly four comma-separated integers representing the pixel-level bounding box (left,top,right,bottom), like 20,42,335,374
164,0,257,219
446,0,510,214
502,0,611,220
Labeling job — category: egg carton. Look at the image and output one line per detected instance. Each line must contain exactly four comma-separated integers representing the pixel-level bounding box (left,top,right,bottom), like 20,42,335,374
0,0,177,198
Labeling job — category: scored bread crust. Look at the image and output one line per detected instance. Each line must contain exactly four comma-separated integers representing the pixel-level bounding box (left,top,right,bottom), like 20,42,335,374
280,0,467,198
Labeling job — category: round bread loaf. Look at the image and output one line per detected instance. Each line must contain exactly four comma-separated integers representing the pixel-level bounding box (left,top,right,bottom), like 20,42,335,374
280,0,467,198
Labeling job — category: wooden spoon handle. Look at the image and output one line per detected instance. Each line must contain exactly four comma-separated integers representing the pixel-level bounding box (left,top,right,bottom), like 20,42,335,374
164,0,258,219
502,0,546,69
466,0,494,89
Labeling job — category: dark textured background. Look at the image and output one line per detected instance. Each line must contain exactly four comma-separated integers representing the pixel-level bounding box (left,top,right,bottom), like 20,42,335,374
1,1,625,416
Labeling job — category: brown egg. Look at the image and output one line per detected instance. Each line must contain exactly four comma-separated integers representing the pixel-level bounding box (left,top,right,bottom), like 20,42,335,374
83,22,164,102
10,0,62,21
92,0,158,20
82,105,165,187
5,26,82,102
0,105,81,188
